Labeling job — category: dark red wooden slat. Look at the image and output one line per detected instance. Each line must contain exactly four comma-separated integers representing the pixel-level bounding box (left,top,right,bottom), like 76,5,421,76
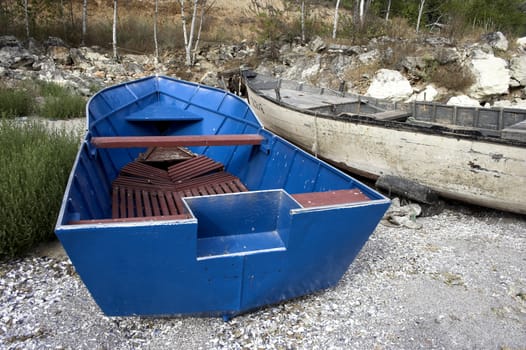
142,190,153,217
150,192,161,216
292,189,371,208
126,188,134,218
164,191,178,215
134,189,144,217
119,187,126,218
157,191,170,216
91,134,264,148
112,187,119,219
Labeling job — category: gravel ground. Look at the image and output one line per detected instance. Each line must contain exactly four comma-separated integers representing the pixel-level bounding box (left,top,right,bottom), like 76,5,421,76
1,202,524,350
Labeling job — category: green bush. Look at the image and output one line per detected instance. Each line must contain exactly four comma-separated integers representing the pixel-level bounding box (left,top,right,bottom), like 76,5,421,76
37,82,86,119
40,94,86,119
0,87,35,118
0,119,79,259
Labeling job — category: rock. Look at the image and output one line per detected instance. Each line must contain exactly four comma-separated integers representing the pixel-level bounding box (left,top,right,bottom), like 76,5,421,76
424,36,452,46
44,36,68,48
467,51,509,99
492,100,513,108
0,35,21,48
401,56,426,73
446,95,481,107
366,69,413,102
482,31,508,51
47,46,72,65
434,47,460,65
509,55,526,87
493,98,526,109
358,49,379,65
408,85,438,102
199,71,221,87
516,37,526,52
327,44,360,55
309,36,326,53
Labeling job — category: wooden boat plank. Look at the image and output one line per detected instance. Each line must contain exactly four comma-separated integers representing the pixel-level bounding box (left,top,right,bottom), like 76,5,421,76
369,109,412,121
91,134,264,148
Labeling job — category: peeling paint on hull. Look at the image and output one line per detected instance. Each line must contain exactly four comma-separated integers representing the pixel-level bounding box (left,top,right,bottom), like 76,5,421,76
246,84,526,215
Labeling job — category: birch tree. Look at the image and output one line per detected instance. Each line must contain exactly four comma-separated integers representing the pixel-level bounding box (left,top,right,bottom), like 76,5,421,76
332,0,340,39
180,0,200,66
193,0,215,64
154,0,159,63
112,0,118,60
300,0,305,44
358,0,364,25
385,0,391,21
416,0,425,33
81,0,87,45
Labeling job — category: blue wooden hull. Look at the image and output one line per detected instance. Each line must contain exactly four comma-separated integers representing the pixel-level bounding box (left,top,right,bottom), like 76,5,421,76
55,76,390,318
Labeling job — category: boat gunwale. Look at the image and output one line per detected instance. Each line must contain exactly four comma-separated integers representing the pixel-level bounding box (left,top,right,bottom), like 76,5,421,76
87,75,264,134
244,73,526,147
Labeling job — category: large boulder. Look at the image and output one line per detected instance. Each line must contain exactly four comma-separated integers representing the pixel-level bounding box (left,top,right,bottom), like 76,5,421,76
509,55,526,87
467,49,509,99
366,69,413,102
446,95,481,107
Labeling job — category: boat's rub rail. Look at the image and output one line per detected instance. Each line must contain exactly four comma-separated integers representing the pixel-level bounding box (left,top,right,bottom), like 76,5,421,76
90,134,265,148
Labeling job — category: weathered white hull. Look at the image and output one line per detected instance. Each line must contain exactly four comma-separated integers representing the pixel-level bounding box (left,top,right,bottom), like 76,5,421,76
247,85,526,215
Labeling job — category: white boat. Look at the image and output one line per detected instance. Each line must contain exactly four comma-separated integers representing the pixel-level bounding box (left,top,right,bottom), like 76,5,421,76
243,70,526,215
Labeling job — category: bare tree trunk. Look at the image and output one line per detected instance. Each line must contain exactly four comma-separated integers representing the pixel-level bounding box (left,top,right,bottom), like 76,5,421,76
332,0,340,39
23,0,29,38
385,0,391,21
112,0,118,60
180,0,188,49
416,0,425,33
180,0,199,66
192,0,215,64
300,0,305,44
81,0,87,45
154,0,159,63
186,0,199,66
359,0,364,25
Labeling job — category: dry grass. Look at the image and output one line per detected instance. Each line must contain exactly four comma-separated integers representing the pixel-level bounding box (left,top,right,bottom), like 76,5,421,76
429,62,475,93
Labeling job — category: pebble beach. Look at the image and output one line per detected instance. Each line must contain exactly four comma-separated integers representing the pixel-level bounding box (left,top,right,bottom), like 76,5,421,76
1,202,524,349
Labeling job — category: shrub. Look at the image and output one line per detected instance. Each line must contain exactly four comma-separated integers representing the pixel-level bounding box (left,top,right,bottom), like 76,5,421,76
37,82,86,119
0,87,35,118
429,62,475,92
40,94,86,119
0,119,80,260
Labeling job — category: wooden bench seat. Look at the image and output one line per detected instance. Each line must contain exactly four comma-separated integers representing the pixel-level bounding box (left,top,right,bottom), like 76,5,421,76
109,154,249,220
292,189,370,208
91,134,264,148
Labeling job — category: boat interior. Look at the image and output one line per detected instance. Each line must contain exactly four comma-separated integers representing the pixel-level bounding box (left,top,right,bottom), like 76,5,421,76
58,76,384,228
250,73,526,141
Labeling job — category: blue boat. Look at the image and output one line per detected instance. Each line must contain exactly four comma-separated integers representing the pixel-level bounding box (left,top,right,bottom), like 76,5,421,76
55,75,390,318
